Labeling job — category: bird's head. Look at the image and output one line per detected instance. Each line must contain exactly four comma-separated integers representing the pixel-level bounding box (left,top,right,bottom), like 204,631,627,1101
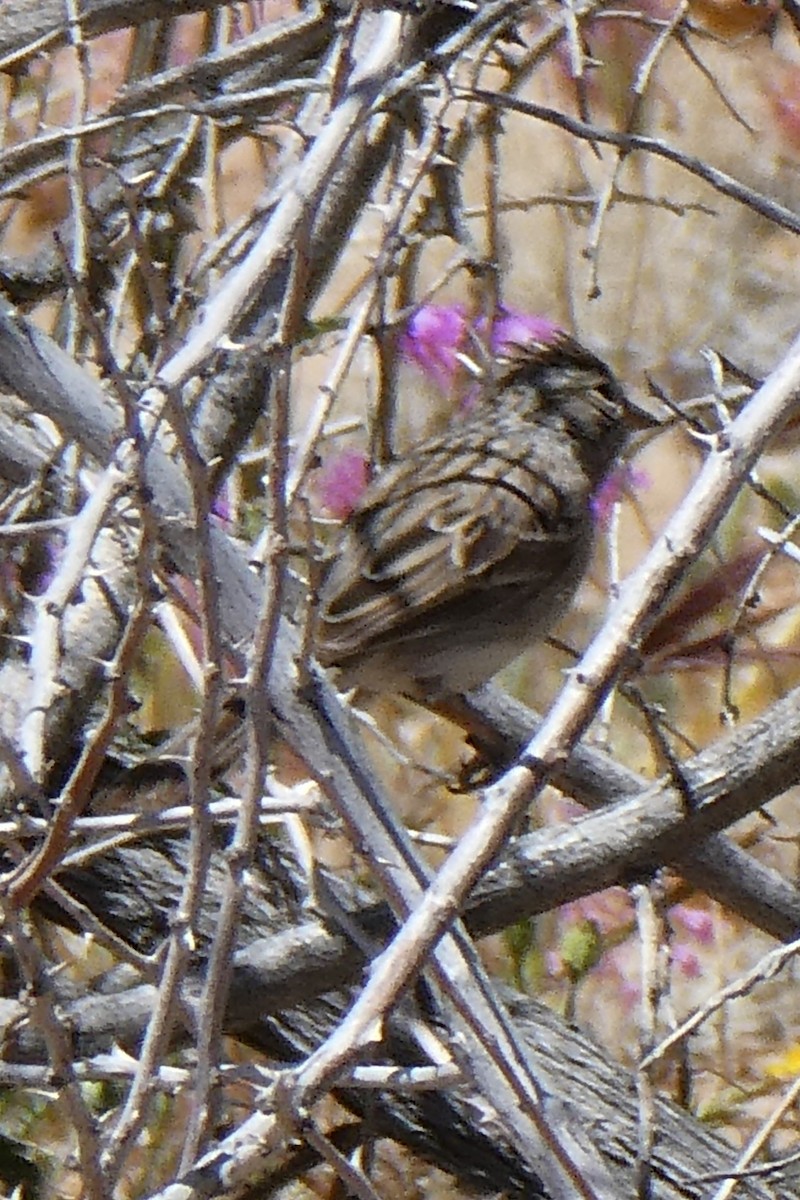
493,333,659,483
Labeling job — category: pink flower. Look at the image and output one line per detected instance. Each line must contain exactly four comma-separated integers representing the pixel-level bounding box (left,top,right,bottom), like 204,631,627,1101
212,483,231,526
486,309,560,353
591,465,651,527
560,888,634,937
671,943,702,980
399,304,468,392
544,949,565,979
400,304,562,395
314,449,369,519
670,904,716,945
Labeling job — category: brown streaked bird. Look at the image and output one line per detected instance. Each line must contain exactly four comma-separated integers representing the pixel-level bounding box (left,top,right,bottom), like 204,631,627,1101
315,333,654,699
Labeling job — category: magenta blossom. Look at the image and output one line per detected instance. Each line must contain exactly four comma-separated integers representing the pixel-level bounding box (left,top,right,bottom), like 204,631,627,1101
400,303,561,395
484,308,560,354
399,304,468,393
671,943,702,980
670,904,716,945
559,888,634,938
212,482,232,526
315,448,369,520
591,465,651,527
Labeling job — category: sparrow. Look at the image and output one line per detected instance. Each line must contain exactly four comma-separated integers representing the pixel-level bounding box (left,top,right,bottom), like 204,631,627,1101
314,333,654,699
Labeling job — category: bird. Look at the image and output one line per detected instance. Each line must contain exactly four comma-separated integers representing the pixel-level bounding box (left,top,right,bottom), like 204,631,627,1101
314,331,654,700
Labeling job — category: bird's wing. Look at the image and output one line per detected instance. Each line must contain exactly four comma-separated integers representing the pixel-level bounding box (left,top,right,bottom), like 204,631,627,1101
316,431,587,661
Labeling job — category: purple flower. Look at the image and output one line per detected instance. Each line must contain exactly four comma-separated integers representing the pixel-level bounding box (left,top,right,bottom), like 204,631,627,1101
315,449,369,519
400,304,562,395
212,482,231,526
591,465,651,527
672,943,702,980
399,304,468,393
486,308,560,353
670,904,716,945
